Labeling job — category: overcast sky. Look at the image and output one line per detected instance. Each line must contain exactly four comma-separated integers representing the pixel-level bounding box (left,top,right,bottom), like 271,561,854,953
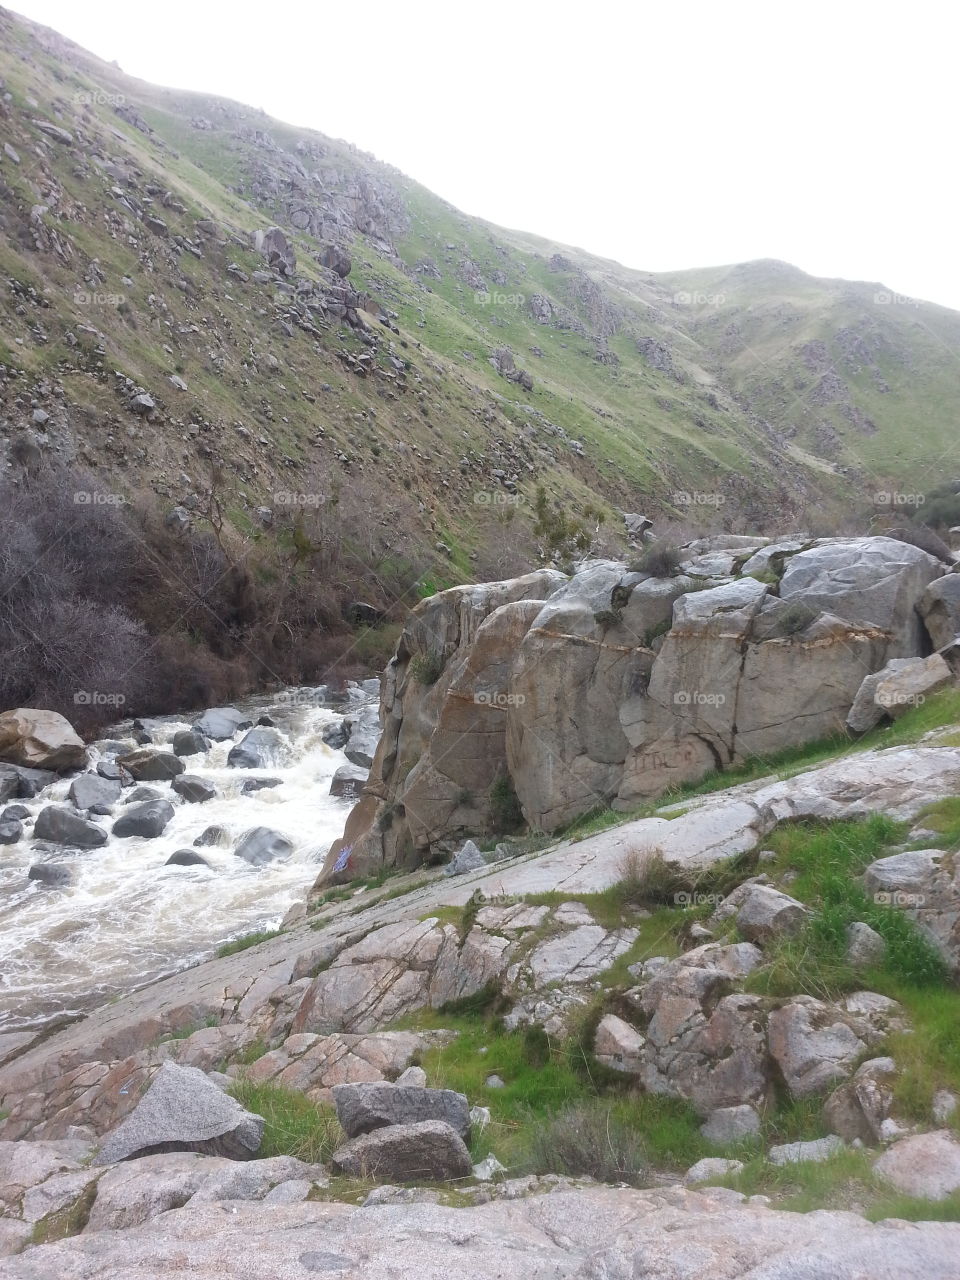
12,1,960,309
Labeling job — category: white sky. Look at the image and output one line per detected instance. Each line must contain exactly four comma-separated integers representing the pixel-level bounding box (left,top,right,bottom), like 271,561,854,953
11,0,960,309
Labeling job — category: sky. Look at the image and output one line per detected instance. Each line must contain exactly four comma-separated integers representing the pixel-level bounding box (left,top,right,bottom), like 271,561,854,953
11,0,960,309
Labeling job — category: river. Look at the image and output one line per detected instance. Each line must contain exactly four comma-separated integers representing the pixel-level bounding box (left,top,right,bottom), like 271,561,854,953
0,687,363,1033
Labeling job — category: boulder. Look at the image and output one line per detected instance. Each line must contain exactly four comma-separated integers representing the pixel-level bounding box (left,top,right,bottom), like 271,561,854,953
330,1119,472,1181
192,707,251,741
874,1130,960,1199
195,825,230,848
33,805,107,848
823,1057,896,1144
112,799,175,839
331,1082,470,1140
96,759,126,782
0,767,19,804
321,720,349,751
172,775,217,803
700,1104,761,1144
227,727,289,769
874,653,953,717
166,849,210,867
684,1157,744,1184
844,921,887,968
767,997,867,1098
68,772,121,810
343,704,381,769
919,574,960,649
1,804,29,821
254,226,296,275
125,785,163,803
0,819,22,844
594,1013,645,1074
28,862,73,886
862,848,959,970
116,749,185,781
396,1066,427,1088
172,729,209,757
731,884,808,944
846,659,919,733
1,764,56,797
443,839,485,876
329,763,368,798
0,708,85,772
241,778,282,795
234,827,293,865
93,1062,264,1164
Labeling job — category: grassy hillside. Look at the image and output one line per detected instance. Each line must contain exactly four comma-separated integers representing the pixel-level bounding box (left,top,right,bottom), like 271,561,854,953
1,7,958,716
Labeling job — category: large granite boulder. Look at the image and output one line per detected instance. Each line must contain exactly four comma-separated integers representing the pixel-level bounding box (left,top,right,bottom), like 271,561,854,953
69,772,121,810
93,1062,264,1164
227,728,289,769
330,1119,472,1181
863,848,960,970
331,1082,470,1139
919,574,960,649
116,749,185,782
33,805,107,848
0,709,85,772
112,799,175,839
192,707,251,741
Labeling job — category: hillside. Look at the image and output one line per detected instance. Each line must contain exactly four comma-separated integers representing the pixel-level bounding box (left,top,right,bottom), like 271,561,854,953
2,6,959,713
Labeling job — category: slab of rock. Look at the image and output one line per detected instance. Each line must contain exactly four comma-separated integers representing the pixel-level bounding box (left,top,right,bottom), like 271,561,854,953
172,775,216,803
768,1135,844,1165
874,1130,960,1199
846,659,918,733
0,708,86,771
33,805,107,848
823,1056,896,1144
331,1082,470,1139
116,749,185,781
93,1062,264,1165
192,707,252,741
330,1119,472,1181
343,704,381,769
69,772,121,810
112,799,175,839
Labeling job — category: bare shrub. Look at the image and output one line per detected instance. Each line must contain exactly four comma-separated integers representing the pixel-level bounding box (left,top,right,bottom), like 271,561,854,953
526,1100,646,1184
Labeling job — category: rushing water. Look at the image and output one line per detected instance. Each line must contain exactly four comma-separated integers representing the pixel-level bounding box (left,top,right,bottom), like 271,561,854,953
0,688,361,1033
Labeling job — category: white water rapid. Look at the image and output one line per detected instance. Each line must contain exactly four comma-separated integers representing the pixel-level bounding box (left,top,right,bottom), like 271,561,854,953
0,687,362,1033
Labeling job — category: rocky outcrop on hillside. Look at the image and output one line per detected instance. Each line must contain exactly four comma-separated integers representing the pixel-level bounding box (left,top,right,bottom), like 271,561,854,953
322,535,955,879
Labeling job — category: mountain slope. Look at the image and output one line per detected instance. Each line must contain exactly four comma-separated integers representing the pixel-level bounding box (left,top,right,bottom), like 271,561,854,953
1,6,958,660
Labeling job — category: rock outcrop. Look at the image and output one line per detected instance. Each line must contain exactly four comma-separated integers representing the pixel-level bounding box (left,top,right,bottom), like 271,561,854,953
319,537,952,880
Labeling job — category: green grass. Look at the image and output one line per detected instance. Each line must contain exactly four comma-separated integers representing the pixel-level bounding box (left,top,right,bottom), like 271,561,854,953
912,796,960,849
228,1080,342,1163
746,815,947,1000
215,928,283,958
